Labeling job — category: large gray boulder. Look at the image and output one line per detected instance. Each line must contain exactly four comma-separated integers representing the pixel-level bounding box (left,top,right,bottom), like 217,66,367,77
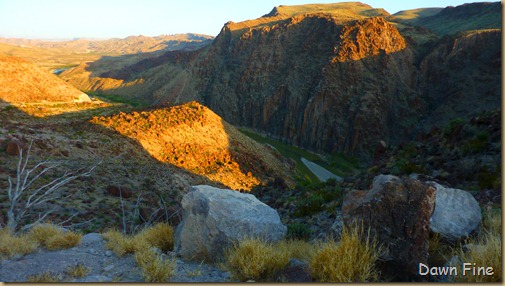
428,181,482,240
174,185,287,262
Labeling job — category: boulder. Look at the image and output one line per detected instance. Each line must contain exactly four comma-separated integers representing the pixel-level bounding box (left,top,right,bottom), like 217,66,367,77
174,185,287,262
78,233,104,247
342,175,436,281
427,181,481,240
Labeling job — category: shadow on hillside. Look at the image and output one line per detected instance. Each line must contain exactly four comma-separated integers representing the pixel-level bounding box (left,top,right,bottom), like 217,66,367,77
73,46,202,81
0,98,232,231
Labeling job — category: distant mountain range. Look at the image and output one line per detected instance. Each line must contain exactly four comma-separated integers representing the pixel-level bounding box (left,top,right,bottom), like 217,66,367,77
0,33,214,54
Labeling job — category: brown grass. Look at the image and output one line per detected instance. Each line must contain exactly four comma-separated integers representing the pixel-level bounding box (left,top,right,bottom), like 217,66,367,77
276,239,315,262
225,237,290,281
101,230,137,256
102,223,176,282
134,246,175,282
0,228,39,260
454,209,501,282
28,224,81,250
309,225,381,282
136,222,174,252
26,271,63,282
65,264,91,278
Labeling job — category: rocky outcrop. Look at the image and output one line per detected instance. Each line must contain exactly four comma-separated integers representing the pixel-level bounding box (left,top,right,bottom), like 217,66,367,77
174,185,287,262
342,175,436,281
428,181,482,240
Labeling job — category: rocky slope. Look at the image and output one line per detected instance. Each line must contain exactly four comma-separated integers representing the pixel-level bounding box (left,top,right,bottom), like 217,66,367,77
90,101,294,190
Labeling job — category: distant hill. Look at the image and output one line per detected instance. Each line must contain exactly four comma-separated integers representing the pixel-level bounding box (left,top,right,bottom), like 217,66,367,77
0,33,214,54
0,54,90,104
393,2,501,35
392,8,444,21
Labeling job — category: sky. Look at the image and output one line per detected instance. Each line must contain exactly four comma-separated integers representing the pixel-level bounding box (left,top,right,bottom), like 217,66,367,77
0,0,492,40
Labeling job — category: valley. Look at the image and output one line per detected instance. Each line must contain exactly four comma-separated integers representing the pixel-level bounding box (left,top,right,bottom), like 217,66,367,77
0,1,501,283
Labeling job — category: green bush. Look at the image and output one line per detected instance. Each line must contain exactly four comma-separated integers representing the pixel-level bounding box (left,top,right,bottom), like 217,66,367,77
295,193,325,217
287,222,311,241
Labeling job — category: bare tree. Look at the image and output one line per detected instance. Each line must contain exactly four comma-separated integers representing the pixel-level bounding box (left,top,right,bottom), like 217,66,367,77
6,142,100,232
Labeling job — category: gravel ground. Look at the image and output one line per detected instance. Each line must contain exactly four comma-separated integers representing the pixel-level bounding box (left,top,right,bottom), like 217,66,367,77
0,233,234,283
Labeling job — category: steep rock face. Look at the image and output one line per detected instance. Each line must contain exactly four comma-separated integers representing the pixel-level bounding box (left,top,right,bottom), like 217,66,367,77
419,29,501,130
194,16,422,158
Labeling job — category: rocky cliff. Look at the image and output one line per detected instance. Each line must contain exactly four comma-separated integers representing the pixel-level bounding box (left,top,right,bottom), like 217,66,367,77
61,2,502,159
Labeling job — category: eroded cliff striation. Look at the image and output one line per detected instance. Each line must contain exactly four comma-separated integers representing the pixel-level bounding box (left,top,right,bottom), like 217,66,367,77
192,15,422,158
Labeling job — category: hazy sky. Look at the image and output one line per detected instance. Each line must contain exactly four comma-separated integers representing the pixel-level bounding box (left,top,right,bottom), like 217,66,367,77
0,0,490,39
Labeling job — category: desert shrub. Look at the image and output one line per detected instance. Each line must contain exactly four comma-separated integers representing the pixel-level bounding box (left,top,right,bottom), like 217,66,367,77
134,246,175,282
26,271,63,282
102,230,136,256
477,167,501,190
287,222,311,241
276,239,315,262
309,225,381,282
225,237,290,281
295,193,325,217
443,117,465,138
65,264,90,278
0,228,39,260
28,223,81,250
137,222,174,252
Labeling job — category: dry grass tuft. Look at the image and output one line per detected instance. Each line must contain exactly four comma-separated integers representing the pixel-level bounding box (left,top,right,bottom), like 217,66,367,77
26,271,63,282
65,264,91,278
102,223,176,282
482,208,501,236
276,239,315,262
28,224,81,250
134,246,175,282
102,229,137,256
28,223,62,246
454,209,501,282
0,228,39,260
309,225,381,282
225,237,290,281
137,223,174,252
46,231,82,250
